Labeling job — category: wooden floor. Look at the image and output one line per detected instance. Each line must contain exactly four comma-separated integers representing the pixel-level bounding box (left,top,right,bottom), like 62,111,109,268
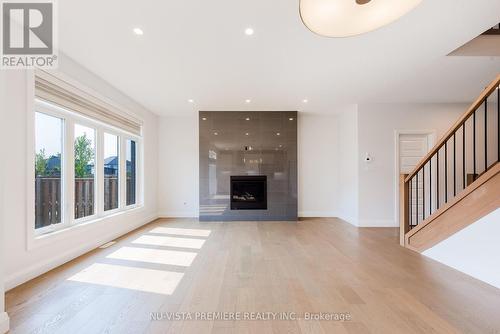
6,218,500,334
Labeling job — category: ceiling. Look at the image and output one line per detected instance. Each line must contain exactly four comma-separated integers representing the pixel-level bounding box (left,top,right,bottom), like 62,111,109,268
58,0,500,116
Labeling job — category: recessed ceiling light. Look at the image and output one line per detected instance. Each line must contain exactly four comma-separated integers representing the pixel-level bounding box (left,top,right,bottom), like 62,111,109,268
133,28,144,35
245,99,251,103
245,132,249,136
201,117,207,121
289,118,294,121
302,99,308,103
188,99,194,103
214,132,218,136
245,28,254,36
276,132,281,136
245,117,250,121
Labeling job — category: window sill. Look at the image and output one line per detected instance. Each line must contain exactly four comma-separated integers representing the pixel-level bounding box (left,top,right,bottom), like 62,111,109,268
28,205,145,251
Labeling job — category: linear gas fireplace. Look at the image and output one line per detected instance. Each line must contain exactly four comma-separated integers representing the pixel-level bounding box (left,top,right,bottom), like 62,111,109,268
199,110,297,221
230,176,267,210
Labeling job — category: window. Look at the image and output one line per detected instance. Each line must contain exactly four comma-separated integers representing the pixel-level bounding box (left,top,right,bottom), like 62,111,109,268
32,99,142,236
126,139,137,206
104,133,119,211
35,112,64,230
74,125,96,219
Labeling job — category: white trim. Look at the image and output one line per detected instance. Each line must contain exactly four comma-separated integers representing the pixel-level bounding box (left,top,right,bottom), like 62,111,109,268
298,211,337,217
28,206,146,251
96,129,105,216
9,213,158,290
124,139,139,208
102,131,121,213
336,212,359,226
72,123,98,225
0,312,9,334
65,117,75,227
157,211,340,219
158,212,199,218
26,71,36,250
120,136,126,209
27,89,144,246
393,129,436,231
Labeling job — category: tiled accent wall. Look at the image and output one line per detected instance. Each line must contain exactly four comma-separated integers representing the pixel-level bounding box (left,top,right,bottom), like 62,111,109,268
199,111,298,221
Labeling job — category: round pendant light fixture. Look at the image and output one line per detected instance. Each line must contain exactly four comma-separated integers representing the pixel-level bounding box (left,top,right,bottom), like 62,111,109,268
300,0,422,37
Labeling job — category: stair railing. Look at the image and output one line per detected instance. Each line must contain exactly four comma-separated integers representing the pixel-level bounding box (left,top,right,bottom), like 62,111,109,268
400,74,500,245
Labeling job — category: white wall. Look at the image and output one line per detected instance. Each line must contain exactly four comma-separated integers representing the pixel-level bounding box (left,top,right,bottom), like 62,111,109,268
157,112,342,218
336,106,359,225
423,208,500,289
156,103,469,225
356,103,467,227
2,54,159,290
0,69,10,333
157,116,199,217
298,113,339,217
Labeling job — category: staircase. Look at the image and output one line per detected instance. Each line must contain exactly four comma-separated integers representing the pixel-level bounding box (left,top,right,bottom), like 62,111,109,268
400,74,500,252
482,23,500,35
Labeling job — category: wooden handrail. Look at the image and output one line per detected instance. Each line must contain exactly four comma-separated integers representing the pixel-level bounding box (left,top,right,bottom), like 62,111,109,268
405,74,500,183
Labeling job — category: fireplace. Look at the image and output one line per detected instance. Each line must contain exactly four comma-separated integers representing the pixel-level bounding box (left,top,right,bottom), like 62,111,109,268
199,111,297,221
230,176,267,210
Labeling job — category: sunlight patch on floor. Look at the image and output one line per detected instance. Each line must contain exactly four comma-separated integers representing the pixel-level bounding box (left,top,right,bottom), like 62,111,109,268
106,246,197,267
149,227,212,237
67,263,183,295
132,235,206,249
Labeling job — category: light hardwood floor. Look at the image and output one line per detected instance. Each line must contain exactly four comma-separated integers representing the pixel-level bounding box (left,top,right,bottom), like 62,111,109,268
6,218,500,334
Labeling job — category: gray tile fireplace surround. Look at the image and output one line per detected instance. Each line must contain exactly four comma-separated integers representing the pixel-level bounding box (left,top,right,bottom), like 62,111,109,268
199,111,298,221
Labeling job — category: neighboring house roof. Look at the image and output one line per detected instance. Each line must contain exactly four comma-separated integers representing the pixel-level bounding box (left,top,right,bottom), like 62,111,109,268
104,156,118,167
104,156,133,171
46,155,61,170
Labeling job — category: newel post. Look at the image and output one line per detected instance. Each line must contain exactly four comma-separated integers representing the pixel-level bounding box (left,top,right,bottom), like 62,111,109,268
399,174,409,246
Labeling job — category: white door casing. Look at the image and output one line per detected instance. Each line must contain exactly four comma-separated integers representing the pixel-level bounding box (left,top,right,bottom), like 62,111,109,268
394,131,436,227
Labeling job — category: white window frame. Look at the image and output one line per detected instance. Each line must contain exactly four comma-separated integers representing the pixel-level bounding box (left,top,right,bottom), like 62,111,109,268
32,105,69,235
102,130,122,216
28,98,143,240
124,138,140,208
73,121,98,225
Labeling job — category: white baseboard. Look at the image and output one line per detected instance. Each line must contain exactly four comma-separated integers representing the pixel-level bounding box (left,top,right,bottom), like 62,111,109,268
158,212,198,218
0,312,9,334
357,219,397,227
160,211,342,220
336,213,359,226
298,211,337,218
5,214,158,291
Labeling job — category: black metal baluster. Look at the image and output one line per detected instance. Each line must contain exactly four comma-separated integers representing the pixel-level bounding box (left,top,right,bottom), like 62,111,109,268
422,167,425,220
436,149,439,210
409,178,412,227
473,110,476,180
429,158,432,216
453,133,457,197
485,99,488,170
416,173,419,225
463,124,466,190
445,142,448,203
498,86,499,163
